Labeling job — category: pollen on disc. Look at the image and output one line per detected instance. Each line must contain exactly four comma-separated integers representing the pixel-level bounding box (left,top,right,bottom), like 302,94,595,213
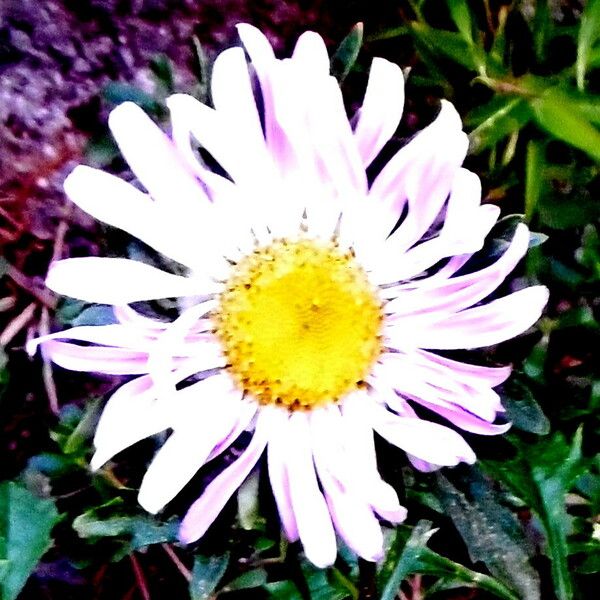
213,238,383,409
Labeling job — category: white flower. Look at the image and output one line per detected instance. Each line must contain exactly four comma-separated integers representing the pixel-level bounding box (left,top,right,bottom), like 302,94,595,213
29,24,548,567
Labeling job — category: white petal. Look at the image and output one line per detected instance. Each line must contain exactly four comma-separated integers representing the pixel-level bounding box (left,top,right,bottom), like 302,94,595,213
108,102,208,220
178,407,276,544
286,412,337,568
92,376,166,469
46,257,218,304
369,403,476,466
63,166,210,269
267,410,300,542
138,380,242,513
354,58,404,167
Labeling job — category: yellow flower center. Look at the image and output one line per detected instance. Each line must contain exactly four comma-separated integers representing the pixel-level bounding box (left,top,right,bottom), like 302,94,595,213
214,238,383,409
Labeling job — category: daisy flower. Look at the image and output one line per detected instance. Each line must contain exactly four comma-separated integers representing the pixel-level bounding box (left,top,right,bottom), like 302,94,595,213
29,24,548,567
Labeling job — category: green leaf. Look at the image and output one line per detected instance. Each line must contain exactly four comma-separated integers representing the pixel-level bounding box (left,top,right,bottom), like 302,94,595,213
62,398,102,455
576,0,600,90
410,22,485,71
0,482,60,600
189,553,229,600
531,89,600,162
103,82,161,113
330,23,363,83
482,430,587,600
434,472,541,600
378,522,519,600
468,97,532,153
73,499,178,551
263,580,303,599
70,305,118,327
501,376,550,435
221,568,267,592
302,561,353,600
150,54,175,95
525,139,545,222
446,0,473,42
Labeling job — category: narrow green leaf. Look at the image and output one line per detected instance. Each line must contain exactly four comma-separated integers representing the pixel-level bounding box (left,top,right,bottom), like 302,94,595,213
447,0,473,42
576,0,600,90
0,482,60,600
531,89,600,162
330,23,363,83
189,553,230,600
410,23,485,71
482,430,586,600
468,98,532,153
378,522,520,600
525,139,545,222
434,473,541,600
63,397,102,455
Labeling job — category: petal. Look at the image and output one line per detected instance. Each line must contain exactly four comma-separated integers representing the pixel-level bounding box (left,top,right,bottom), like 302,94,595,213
138,378,243,513
63,166,210,270
407,286,549,350
340,395,407,523
354,57,404,167
369,101,468,248
42,340,149,374
292,31,330,75
267,410,299,542
385,224,530,319
27,323,162,356
318,465,384,562
91,376,166,469
369,403,476,466
46,257,218,304
286,412,337,568
179,407,276,544
108,102,208,219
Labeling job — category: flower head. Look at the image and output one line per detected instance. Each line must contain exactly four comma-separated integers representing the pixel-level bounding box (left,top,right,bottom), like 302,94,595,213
29,25,548,566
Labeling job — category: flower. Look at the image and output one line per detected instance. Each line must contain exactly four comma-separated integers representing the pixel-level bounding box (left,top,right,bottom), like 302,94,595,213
29,24,548,567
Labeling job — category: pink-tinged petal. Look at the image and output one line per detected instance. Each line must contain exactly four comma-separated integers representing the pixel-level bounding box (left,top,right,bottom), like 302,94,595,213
91,376,166,469
369,101,468,248
286,412,337,568
207,399,257,462
354,57,404,167
409,286,549,350
267,409,299,542
42,340,149,374
179,407,276,544
27,323,161,357
46,257,219,304
108,102,208,219
416,350,511,387
372,355,501,422
411,398,511,435
63,166,208,270
385,224,530,319
138,378,243,513
368,402,476,466
318,465,384,562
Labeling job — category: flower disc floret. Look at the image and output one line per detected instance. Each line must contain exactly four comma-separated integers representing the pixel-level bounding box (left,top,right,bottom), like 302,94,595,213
214,238,383,409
